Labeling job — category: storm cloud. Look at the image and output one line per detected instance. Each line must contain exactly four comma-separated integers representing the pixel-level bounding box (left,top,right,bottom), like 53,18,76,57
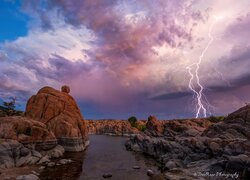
0,0,250,118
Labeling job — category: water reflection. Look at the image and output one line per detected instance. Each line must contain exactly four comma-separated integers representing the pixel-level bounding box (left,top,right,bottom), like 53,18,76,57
40,135,161,180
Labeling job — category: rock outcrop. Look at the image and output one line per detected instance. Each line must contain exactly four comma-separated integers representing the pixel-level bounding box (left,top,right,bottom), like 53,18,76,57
126,107,250,179
0,139,64,169
203,105,250,139
0,85,89,172
144,116,164,137
86,120,140,136
25,86,89,151
0,116,57,150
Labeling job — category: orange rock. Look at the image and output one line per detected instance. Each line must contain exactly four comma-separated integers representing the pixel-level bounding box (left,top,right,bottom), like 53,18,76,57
25,86,88,151
0,116,56,150
86,120,140,135
145,115,164,136
61,85,70,93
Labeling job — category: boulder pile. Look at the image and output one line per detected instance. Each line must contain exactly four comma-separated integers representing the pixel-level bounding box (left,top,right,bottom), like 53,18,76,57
126,106,250,179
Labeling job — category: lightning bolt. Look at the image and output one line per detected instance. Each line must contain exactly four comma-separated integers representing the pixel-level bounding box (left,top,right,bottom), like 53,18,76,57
187,17,219,118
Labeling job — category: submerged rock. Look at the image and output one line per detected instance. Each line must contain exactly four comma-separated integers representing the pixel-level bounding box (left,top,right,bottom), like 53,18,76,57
133,166,141,169
103,173,112,178
16,174,39,180
58,159,72,165
147,169,154,177
47,162,55,167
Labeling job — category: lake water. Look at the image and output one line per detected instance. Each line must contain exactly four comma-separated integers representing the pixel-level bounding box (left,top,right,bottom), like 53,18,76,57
40,135,162,180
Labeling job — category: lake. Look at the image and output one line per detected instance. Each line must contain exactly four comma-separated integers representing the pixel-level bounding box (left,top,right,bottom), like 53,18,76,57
40,135,162,180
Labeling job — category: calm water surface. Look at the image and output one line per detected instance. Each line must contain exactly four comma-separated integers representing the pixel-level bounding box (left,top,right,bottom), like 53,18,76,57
40,135,161,180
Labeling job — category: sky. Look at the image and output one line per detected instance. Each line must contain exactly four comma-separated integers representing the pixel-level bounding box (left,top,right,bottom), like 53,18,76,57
0,0,250,119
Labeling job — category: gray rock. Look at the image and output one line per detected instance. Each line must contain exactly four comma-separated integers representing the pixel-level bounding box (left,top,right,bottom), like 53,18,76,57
147,169,154,177
209,142,221,153
41,145,64,158
228,154,250,164
58,159,72,165
31,171,39,176
226,154,250,171
0,140,34,168
47,162,55,167
16,155,40,167
185,129,200,137
39,166,45,170
37,155,50,164
31,150,42,158
16,155,30,167
164,160,182,170
20,147,30,157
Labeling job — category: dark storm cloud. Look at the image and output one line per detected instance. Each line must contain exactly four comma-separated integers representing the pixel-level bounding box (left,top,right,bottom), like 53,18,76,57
151,91,192,100
151,72,250,101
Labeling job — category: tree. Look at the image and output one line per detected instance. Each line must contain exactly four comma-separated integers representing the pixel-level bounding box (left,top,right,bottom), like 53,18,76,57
3,97,16,110
128,116,137,127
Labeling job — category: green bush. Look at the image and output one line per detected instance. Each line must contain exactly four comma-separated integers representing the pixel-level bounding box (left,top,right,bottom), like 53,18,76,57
209,116,225,122
128,116,146,132
137,124,146,132
128,116,137,127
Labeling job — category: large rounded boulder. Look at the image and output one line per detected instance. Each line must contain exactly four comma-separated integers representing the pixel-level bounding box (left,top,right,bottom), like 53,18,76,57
25,86,89,151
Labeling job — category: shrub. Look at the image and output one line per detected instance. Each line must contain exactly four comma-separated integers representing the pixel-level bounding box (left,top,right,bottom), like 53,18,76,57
3,97,16,110
128,116,146,132
128,116,137,127
209,116,225,123
1,97,23,116
137,124,146,132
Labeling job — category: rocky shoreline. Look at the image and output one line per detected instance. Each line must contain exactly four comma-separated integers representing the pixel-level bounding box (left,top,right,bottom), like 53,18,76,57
126,106,250,179
1,86,250,179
